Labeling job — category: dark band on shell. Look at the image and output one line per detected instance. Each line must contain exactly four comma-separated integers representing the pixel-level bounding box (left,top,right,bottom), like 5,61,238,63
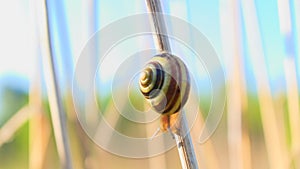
140,62,164,99
139,53,190,115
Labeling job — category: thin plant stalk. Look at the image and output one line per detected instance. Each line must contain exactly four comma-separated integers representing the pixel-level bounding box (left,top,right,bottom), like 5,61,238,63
28,46,50,169
29,103,50,169
145,0,171,53
145,0,199,168
34,0,73,168
28,4,51,168
219,0,251,168
0,106,31,147
50,0,89,167
174,112,199,169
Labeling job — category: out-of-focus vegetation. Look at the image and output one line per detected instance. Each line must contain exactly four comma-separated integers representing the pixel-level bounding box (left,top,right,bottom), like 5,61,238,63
0,76,299,169
1,0,300,169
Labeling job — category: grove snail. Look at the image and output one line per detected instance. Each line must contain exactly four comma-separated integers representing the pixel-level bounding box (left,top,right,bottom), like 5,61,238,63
139,53,190,133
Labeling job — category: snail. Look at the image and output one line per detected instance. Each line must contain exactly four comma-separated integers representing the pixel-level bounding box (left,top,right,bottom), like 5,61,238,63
139,52,190,133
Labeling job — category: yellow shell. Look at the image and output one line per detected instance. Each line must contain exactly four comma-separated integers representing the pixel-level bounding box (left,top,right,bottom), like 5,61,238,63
139,53,190,115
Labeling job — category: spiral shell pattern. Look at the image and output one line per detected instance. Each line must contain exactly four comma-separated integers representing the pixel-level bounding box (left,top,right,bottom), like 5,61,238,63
139,53,190,115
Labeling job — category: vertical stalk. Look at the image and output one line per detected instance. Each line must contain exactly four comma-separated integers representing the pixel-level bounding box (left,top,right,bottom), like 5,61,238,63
145,0,171,53
174,112,199,169
219,0,249,168
145,0,199,168
36,0,73,168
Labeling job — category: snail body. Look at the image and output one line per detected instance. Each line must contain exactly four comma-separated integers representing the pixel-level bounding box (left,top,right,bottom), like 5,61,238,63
139,53,190,116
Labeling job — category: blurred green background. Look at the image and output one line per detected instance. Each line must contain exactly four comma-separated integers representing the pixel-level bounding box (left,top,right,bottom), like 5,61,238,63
0,0,300,169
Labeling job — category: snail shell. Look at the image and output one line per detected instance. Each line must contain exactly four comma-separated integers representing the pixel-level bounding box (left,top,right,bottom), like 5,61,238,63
139,53,190,115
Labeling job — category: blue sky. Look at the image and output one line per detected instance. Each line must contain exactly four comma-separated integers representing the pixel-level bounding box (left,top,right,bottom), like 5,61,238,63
0,0,299,95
